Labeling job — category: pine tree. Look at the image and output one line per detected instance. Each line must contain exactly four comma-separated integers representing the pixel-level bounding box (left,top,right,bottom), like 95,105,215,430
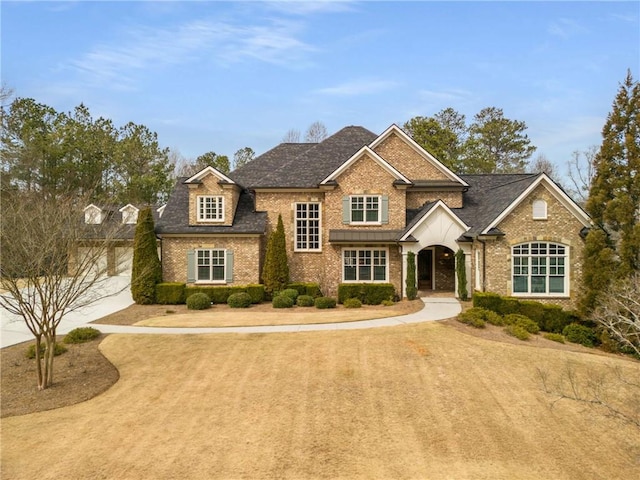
581,71,640,312
262,214,289,296
131,207,162,304
406,251,417,300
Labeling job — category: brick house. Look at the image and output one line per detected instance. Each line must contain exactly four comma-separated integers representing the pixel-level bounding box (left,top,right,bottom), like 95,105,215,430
156,124,591,307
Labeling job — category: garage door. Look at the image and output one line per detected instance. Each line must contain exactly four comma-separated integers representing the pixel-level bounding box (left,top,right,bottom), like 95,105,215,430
115,247,133,276
77,247,108,277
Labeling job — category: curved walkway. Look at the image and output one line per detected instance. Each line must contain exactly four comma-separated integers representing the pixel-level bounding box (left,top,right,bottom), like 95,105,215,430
1,278,461,347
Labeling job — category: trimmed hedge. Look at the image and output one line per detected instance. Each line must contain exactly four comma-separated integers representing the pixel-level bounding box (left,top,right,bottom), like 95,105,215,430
272,295,294,309
155,282,186,304
286,282,322,298
280,288,299,301
343,298,362,308
186,293,211,310
296,295,315,307
183,284,265,305
338,283,395,305
472,292,575,333
315,297,337,309
227,292,252,308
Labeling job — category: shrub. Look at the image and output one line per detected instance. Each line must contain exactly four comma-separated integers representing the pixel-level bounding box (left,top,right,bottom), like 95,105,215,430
544,332,565,344
455,249,468,301
540,304,572,334
563,323,597,347
472,292,503,312
184,285,265,305
504,324,530,340
406,251,418,300
459,307,504,326
64,327,101,344
287,282,322,298
26,342,67,359
262,214,289,297
131,208,162,304
244,284,265,304
227,292,252,308
186,293,211,310
280,288,299,301
296,295,315,307
457,309,486,328
155,282,186,304
315,296,337,309
338,283,395,305
499,297,520,315
484,310,505,326
343,298,362,308
504,314,540,334
272,295,294,309
382,299,394,306
517,301,546,327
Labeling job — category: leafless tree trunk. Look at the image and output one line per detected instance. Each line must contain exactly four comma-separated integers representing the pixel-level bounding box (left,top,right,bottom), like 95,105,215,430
282,128,301,143
566,146,597,205
0,191,125,390
304,121,328,143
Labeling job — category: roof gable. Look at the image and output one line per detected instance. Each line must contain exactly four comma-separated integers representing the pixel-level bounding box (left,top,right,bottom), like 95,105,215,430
320,146,411,185
481,173,591,234
185,166,236,185
370,124,469,187
400,200,469,242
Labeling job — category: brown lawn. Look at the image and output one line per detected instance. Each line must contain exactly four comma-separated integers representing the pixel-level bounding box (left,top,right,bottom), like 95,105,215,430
2,321,639,480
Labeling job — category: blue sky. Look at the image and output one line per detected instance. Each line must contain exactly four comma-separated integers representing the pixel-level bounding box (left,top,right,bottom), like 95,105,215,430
2,1,639,174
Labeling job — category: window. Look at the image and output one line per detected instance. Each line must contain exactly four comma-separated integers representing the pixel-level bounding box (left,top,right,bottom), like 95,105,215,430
84,207,102,224
532,199,547,220
295,203,321,251
343,249,387,282
122,209,138,224
512,242,567,296
197,196,224,222
351,195,380,223
196,249,226,282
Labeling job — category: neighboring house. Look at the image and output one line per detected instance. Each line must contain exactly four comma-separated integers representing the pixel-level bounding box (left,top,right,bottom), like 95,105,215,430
79,203,164,276
156,125,591,307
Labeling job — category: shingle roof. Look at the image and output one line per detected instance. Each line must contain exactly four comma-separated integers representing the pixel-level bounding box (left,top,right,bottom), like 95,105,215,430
81,204,162,240
229,126,378,189
155,178,267,235
454,174,541,236
329,229,404,243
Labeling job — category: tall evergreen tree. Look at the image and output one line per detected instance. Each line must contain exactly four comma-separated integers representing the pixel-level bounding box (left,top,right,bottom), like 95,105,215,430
261,214,289,296
581,71,640,312
405,251,417,300
131,208,162,304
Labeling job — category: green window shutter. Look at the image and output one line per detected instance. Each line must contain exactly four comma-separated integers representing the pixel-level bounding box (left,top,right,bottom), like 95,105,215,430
225,250,234,283
342,196,350,224
187,250,195,283
381,195,389,224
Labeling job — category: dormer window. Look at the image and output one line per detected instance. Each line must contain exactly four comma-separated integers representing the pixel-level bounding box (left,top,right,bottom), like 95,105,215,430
84,205,102,224
119,204,139,224
532,199,547,220
197,196,224,222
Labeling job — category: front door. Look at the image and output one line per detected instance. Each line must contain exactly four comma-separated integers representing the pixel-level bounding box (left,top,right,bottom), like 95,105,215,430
418,249,433,290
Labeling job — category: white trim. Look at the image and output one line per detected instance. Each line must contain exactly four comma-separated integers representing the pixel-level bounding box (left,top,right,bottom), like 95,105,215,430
482,173,591,234
185,165,236,185
511,241,570,298
320,146,411,185
83,204,103,224
369,124,469,187
119,204,139,224
341,247,389,283
294,202,322,252
195,248,227,284
196,195,225,223
157,204,166,218
400,200,469,242
349,195,381,225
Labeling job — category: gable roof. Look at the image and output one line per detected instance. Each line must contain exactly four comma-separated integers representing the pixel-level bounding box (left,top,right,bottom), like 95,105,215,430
185,165,236,185
229,126,377,189
155,178,266,235
321,146,411,185
400,200,470,242
370,124,469,187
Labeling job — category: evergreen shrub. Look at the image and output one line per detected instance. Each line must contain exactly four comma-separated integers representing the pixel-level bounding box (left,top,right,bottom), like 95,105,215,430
64,327,101,344
504,314,540,334
272,295,294,309
457,309,486,328
287,282,322,298
281,288,299,301
544,332,565,343
155,283,186,304
227,292,252,308
338,283,395,305
406,251,418,300
131,208,162,304
296,295,315,307
26,342,67,359
315,297,336,309
504,324,530,340
186,293,211,310
343,298,362,308
563,323,597,347
472,292,503,312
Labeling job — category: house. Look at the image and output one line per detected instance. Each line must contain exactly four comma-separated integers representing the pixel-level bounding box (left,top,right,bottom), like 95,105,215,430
156,124,591,307
78,203,164,276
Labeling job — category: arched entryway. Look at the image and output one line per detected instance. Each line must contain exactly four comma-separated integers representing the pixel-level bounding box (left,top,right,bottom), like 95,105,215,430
418,245,455,292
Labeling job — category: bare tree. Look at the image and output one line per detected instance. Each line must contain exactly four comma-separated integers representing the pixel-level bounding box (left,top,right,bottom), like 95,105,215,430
593,273,640,357
0,191,125,390
566,146,598,205
1,83,14,106
528,153,559,179
282,128,301,143
304,121,328,142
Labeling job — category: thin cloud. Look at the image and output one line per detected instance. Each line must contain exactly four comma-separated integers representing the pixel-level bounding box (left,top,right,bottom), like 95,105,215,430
263,0,358,16
548,18,588,38
66,17,317,88
315,79,400,96
417,88,472,103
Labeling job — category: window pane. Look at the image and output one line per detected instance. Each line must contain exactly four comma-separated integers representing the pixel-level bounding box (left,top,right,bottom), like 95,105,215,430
373,266,386,281
344,266,356,281
549,277,564,293
197,266,210,281
212,266,225,281
531,276,546,293
359,266,371,280
513,276,528,293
